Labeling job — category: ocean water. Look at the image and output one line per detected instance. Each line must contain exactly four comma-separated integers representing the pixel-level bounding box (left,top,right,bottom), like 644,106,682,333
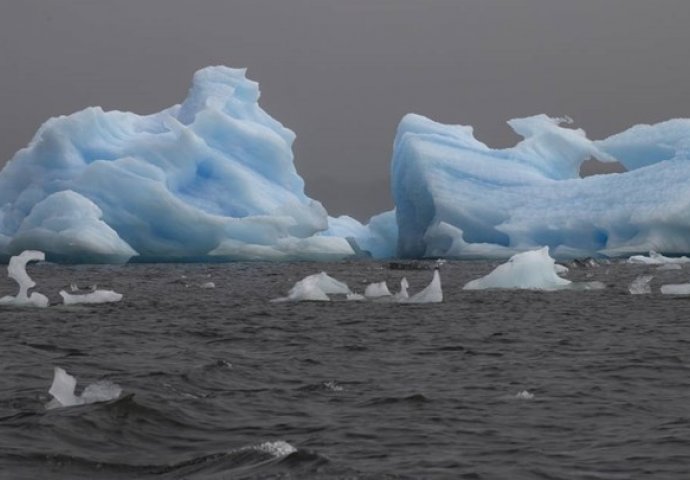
1,260,689,479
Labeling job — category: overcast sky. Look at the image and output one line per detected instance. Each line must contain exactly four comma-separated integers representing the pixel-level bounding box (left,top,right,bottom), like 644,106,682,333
1,1,689,220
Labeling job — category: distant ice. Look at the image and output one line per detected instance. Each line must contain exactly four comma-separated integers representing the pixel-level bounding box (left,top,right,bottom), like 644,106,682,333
660,283,690,295
200,281,216,289
59,289,123,305
402,268,442,303
393,277,409,301
515,390,535,400
46,367,121,409
657,263,682,271
627,251,690,265
364,281,392,298
464,247,571,290
629,275,653,295
0,250,49,308
272,271,350,302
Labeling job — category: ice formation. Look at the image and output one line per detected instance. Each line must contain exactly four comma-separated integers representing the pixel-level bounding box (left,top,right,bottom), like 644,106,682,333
464,247,571,290
515,390,535,400
392,113,690,259
402,268,442,303
59,289,123,305
627,251,690,265
393,277,409,301
629,275,653,295
46,367,122,409
364,281,392,298
0,250,49,307
0,66,358,263
272,272,351,302
660,283,690,295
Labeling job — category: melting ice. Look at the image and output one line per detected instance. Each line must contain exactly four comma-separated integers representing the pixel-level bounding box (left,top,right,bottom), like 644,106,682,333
0,250,48,308
46,367,122,409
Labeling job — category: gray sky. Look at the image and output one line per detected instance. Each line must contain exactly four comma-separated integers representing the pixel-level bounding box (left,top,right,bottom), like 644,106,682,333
1,0,689,220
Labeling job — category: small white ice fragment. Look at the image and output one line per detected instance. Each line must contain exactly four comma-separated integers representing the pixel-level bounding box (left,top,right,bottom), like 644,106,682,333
628,251,690,265
46,367,121,409
59,289,123,305
393,277,409,301
629,275,653,295
402,269,442,304
272,272,350,302
364,281,392,298
660,283,690,295
515,390,534,400
200,281,216,289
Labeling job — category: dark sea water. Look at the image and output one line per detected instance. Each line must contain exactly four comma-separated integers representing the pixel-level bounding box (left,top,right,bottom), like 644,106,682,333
1,259,689,479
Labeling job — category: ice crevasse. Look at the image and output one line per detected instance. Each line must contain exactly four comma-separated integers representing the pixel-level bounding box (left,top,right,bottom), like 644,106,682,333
392,113,690,259
0,66,361,263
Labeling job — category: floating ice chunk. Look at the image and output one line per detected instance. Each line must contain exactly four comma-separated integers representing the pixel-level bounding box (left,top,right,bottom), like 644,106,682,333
272,272,350,302
627,251,690,265
0,250,49,308
346,292,366,301
515,390,534,400
660,283,690,295
393,277,409,301
658,263,682,271
46,367,121,409
464,247,571,290
251,441,297,458
200,281,216,289
402,269,442,303
629,275,653,295
364,281,392,298
59,289,123,305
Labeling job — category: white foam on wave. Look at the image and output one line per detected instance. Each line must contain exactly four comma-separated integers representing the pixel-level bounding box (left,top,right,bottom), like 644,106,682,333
515,390,535,400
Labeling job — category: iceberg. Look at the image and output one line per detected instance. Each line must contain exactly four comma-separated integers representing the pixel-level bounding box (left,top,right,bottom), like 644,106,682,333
272,272,351,302
463,247,571,290
627,251,690,265
0,250,49,307
402,268,442,303
46,367,122,409
392,113,690,259
0,66,356,262
364,281,392,298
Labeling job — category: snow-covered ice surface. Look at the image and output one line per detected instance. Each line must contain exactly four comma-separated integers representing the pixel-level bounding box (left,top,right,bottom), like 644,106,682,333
46,367,121,409
0,67,359,263
392,113,690,259
0,250,49,307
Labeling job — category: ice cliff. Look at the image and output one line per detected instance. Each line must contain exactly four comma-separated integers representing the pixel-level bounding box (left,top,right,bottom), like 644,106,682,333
0,67,356,262
392,113,690,259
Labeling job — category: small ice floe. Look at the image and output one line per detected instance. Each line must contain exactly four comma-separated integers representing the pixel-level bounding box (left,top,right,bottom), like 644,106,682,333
554,263,569,275
323,380,344,392
59,289,123,305
629,275,653,295
346,292,366,301
628,251,690,265
660,283,690,295
515,390,534,400
272,272,350,302
0,250,49,308
364,281,392,298
200,281,216,289
657,263,682,271
464,247,571,290
46,367,122,409
402,268,442,304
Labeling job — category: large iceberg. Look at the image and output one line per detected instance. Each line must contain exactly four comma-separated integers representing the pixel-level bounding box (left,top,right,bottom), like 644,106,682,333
392,113,690,259
0,67,356,262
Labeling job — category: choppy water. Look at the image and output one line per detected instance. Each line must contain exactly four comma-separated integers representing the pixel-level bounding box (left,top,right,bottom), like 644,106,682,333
1,260,689,479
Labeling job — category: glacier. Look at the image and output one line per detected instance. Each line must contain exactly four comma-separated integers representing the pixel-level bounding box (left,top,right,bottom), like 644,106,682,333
0,66,359,262
392,113,690,259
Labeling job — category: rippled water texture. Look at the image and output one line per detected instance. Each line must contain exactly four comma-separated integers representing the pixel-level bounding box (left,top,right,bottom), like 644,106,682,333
1,260,689,479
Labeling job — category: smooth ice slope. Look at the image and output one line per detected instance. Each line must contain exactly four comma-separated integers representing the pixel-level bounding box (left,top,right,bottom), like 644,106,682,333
464,247,572,290
392,114,690,259
402,268,442,303
0,67,355,262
